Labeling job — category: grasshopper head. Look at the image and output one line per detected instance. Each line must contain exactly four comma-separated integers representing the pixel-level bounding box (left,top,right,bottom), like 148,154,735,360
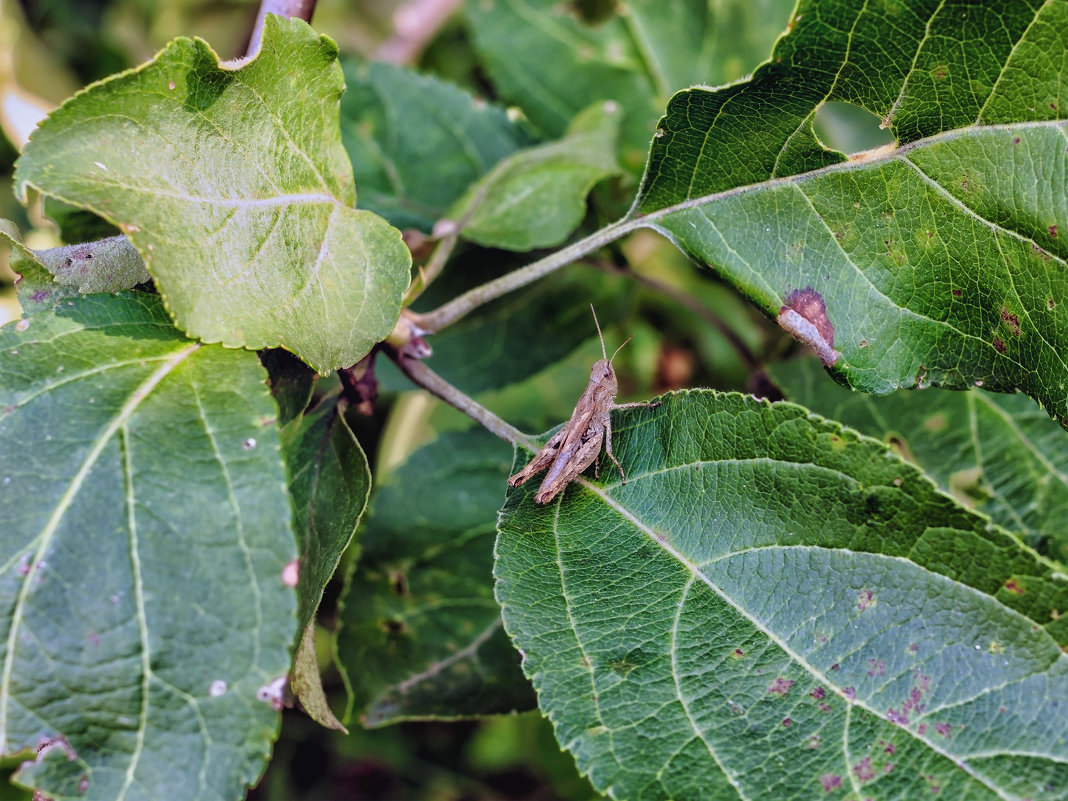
589,358,618,392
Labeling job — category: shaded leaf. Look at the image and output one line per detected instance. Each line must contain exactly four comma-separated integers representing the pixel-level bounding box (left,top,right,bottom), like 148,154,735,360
14,15,411,374
447,101,622,250
423,263,632,395
497,390,1068,801
467,0,795,172
282,396,370,631
262,348,317,426
279,393,369,728
338,430,534,726
634,1,1068,424
0,293,297,801
772,356,1068,561
341,60,537,232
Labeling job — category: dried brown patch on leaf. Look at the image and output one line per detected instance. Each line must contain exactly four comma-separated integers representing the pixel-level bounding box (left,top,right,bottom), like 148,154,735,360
777,287,840,367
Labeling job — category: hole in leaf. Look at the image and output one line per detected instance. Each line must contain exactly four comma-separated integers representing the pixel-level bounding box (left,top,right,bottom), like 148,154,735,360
814,101,895,155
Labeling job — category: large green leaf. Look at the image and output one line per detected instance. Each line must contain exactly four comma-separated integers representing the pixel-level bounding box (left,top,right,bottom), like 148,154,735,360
13,15,411,374
772,357,1068,561
0,293,297,801
338,430,534,726
497,390,1068,801
633,1,1068,424
341,60,537,233
467,0,796,172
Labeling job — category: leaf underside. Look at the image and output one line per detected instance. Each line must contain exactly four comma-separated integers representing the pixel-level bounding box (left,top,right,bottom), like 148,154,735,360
0,293,297,801
497,391,1068,801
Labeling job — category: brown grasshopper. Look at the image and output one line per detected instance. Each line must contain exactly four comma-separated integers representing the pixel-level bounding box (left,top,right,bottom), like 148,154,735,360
508,306,660,504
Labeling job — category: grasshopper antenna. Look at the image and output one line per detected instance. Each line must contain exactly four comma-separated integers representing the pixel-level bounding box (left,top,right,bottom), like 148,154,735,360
590,304,608,360
590,303,633,364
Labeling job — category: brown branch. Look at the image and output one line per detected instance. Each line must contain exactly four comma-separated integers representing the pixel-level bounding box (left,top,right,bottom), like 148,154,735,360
384,345,534,450
376,0,463,65
246,0,318,57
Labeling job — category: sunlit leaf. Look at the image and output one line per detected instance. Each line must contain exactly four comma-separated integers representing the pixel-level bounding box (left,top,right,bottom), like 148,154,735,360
14,15,411,373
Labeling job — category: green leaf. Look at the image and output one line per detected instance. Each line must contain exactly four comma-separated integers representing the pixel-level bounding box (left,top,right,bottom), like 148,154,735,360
0,293,297,801
634,1,1068,424
279,391,368,730
497,390,1068,801
0,221,149,295
446,102,622,251
0,220,80,314
281,396,370,632
771,357,1068,561
338,430,534,726
341,60,537,232
13,15,411,374
467,0,795,172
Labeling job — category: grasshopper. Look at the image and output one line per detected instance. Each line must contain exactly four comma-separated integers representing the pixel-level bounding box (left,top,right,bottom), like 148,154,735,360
508,306,660,504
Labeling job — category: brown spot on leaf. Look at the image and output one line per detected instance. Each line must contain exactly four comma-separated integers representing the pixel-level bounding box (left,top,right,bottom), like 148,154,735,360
857,588,876,611
811,686,826,700
1013,136,1021,144
819,774,842,792
1050,225,1059,238
382,619,406,634
778,288,840,366
951,288,962,297
782,717,792,727
1004,578,1025,595
768,677,795,696
391,571,408,596
992,336,1006,353
1000,307,1021,337
854,757,875,782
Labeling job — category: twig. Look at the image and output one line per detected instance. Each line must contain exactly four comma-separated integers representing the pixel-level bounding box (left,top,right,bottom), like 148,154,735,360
409,216,643,333
247,0,317,57
376,0,463,65
385,346,535,450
